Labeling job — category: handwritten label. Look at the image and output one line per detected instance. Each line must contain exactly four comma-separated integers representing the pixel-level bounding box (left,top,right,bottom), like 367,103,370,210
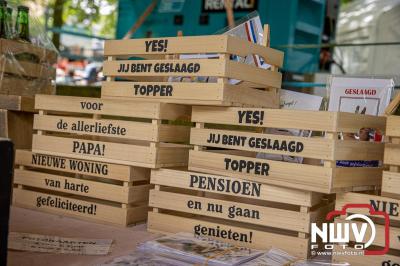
56,118,127,136
145,39,168,52
238,110,264,125
36,195,97,215
194,224,253,243
134,84,173,96
72,141,105,156
31,153,109,176
189,174,261,197
206,132,304,153
117,62,201,73
8,232,112,255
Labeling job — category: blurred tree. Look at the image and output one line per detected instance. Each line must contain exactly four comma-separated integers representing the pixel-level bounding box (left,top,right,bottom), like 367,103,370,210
51,0,117,49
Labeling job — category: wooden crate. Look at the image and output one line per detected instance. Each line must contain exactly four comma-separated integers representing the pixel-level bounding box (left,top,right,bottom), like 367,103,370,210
101,35,283,108
383,115,400,199
32,94,191,168
189,106,386,194
0,39,56,99
332,192,400,265
0,109,33,149
13,150,151,226
147,168,333,258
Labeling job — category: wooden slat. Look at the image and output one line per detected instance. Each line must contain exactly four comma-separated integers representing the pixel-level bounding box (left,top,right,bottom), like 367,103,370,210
32,134,189,168
104,35,228,56
14,169,133,203
189,150,334,194
335,112,386,133
35,94,191,120
150,169,319,207
331,167,383,192
387,115,400,137
0,38,58,64
384,143,400,166
191,106,337,131
33,114,190,143
190,127,334,160
147,212,309,258
0,95,34,112
13,188,131,226
103,59,225,78
333,140,384,160
335,193,400,222
382,171,400,199
0,58,55,79
149,190,310,233
15,149,135,182
0,76,54,96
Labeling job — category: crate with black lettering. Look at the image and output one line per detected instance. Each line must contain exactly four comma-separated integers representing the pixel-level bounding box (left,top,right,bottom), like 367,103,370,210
147,168,333,258
189,106,386,194
12,149,151,226
32,94,191,168
100,27,283,108
383,115,400,200
331,192,400,265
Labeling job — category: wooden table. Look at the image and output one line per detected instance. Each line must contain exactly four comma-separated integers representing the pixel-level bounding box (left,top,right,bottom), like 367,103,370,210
7,206,161,266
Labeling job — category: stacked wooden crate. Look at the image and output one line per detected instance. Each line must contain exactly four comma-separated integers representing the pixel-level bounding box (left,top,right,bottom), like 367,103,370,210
0,39,57,149
332,114,400,265
12,37,193,225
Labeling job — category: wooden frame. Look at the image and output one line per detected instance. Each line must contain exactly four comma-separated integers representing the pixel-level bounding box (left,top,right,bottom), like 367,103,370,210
333,192,400,263
189,106,386,194
383,115,400,199
13,150,150,226
33,94,191,168
101,33,283,108
148,168,332,258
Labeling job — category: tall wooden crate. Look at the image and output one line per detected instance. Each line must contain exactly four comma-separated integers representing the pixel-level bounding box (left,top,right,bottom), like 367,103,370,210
100,35,283,108
13,94,191,225
189,106,386,193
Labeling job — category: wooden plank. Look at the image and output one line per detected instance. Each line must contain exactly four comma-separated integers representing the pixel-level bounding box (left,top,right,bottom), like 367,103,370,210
14,169,135,203
335,218,400,251
226,35,284,67
225,60,282,88
156,145,190,167
335,193,400,221
33,114,190,143
103,59,225,78
147,212,309,258
150,169,320,207
15,149,136,182
0,76,54,96
13,188,131,226
126,205,149,225
0,38,58,64
32,134,189,168
101,81,279,108
35,95,191,120
190,127,334,160
382,171,400,199
385,93,400,115
189,150,333,194
191,106,337,131
149,190,310,233
384,143,400,166
335,112,386,134
331,167,383,192
0,95,34,112
0,109,7,137
104,35,228,56
333,140,384,160
387,115,400,137
332,246,400,265
6,110,33,149
0,58,55,79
